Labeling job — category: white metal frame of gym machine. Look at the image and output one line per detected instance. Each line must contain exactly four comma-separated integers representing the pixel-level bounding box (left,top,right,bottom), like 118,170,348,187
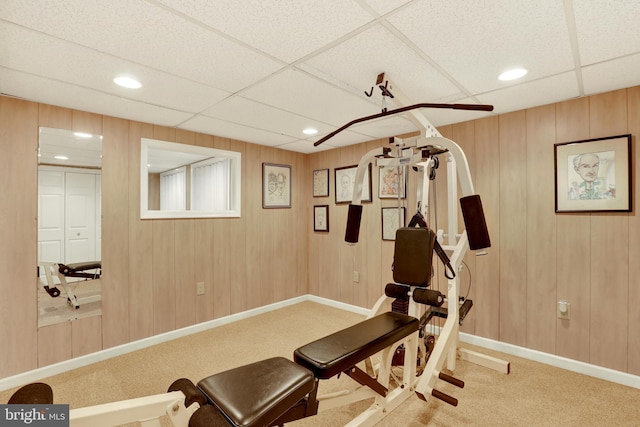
63,74,509,427
341,74,510,409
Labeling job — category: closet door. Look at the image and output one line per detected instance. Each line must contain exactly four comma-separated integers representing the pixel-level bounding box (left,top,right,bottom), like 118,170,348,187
38,170,65,265
65,172,97,263
95,175,102,261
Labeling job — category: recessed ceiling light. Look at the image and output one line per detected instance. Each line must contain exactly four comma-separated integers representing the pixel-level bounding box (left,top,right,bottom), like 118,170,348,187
54,155,69,160
74,132,92,138
114,76,142,89
303,128,318,135
498,68,528,81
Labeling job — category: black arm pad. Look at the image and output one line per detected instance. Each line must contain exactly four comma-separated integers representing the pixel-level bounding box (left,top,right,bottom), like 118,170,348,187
460,195,491,250
345,204,363,244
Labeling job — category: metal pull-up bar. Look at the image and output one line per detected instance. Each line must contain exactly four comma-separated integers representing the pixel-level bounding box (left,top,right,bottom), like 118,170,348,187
313,102,494,147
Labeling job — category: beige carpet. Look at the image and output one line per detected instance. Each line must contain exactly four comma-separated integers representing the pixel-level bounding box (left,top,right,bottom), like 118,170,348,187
3,301,640,426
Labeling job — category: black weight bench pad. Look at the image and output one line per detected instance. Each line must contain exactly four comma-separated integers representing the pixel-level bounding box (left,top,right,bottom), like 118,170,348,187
294,312,419,379
59,261,102,276
197,357,315,427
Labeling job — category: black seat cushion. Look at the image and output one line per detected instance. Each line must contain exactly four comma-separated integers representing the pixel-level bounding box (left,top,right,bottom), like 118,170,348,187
197,357,314,427
293,312,419,379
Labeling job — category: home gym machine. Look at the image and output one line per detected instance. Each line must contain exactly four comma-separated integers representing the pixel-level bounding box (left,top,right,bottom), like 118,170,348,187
335,74,511,408
32,73,508,427
39,261,102,309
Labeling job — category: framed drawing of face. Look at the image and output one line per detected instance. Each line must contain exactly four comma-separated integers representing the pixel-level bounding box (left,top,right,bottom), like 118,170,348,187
335,164,372,204
554,134,631,212
382,207,406,241
379,165,406,199
313,205,329,232
263,163,291,208
313,168,329,197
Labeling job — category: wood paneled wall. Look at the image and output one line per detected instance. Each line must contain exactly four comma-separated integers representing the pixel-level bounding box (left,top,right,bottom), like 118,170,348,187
0,97,307,379
1,86,638,380
308,86,640,375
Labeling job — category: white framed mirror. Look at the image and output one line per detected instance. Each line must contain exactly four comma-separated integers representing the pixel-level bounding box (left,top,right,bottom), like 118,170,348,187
140,138,242,219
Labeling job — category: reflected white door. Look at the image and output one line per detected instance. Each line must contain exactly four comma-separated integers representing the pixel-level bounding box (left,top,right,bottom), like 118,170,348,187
95,175,101,261
38,170,65,265
65,172,97,264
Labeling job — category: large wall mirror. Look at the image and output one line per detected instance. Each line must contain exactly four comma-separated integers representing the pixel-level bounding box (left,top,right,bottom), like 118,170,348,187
37,127,102,327
140,138,242,219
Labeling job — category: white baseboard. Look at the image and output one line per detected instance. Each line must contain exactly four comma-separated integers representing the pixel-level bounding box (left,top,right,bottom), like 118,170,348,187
0,296,307,392
305,294,371,316
459,332,640,390
2,294,639,392
308,297,640,390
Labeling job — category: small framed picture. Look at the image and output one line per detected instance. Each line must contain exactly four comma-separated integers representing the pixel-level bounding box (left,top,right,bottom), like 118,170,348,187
379,165,406,199
313,168,330,197
263,163,291,208
313,205,329,232
382,207,405,241
335,164,372,204
554,134,631,212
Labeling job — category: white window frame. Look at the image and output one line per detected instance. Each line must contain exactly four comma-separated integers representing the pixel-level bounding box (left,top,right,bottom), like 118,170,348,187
140,138,241,219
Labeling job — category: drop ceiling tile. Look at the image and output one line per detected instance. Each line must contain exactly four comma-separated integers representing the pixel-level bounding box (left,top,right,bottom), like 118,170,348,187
178,115,296,147
276,139,336,154
386,0,574,94
582,54,640,96
311,129,377,149
1,0,282,91
0,68,193,126
156,0,375,63
573,1,640,65
0,23,230,114
362,0,413,16
240,68,380,126
350,115,417,139
476,72,580,116
301,23,461,104
201,96,335,138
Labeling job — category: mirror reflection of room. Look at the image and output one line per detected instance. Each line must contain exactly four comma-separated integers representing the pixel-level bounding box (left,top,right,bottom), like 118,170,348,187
37,127,103,327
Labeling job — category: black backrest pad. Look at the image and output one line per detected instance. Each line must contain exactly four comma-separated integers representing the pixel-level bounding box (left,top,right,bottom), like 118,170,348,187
393,227,435,286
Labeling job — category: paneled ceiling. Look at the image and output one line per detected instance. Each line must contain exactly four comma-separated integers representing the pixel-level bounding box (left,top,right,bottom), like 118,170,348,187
2,0,639,153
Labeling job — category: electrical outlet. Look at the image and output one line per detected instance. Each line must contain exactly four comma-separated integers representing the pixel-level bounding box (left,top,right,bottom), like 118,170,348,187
196,282,205,295
353,271,359,283
557,300,570,319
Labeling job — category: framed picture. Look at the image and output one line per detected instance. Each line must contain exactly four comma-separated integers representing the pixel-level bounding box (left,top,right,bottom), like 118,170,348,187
379,165,406,199
335,164,372,204
382,207,406,241
554,134,632,213
262,163,291,208
313,205,329,232
313,168,330,197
